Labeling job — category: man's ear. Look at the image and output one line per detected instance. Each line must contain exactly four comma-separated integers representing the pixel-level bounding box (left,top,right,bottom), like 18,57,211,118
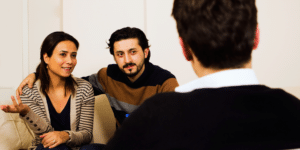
253,25,260,50
179,37,193,61
144,48,149,58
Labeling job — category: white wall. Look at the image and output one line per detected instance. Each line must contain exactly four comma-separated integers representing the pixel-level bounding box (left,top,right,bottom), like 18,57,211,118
1,0,300,101
0,0,62,103
253,0,300,88
28,0,63,73
0,0,24,103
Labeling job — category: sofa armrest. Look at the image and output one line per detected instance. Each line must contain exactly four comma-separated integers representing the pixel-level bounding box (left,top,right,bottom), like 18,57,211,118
0,111,34,150
93,94,116,144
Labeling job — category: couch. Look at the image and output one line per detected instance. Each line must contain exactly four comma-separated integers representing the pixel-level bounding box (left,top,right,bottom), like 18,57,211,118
1,87,300,150
0,94,116,150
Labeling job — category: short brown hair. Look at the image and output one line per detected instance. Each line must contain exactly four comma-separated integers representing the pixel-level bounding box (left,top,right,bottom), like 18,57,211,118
172,0,257,69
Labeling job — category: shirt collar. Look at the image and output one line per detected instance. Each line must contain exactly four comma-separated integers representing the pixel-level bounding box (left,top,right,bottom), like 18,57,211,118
175,69,259,93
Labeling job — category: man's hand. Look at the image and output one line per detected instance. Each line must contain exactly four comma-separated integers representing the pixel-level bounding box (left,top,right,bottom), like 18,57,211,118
0,95,30,116
40,131,70,149
16,73,36,96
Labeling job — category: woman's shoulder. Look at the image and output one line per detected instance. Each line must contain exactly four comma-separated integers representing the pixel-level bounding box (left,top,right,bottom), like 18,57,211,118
74,77,93,89
21,84,41,101
22,84,38,95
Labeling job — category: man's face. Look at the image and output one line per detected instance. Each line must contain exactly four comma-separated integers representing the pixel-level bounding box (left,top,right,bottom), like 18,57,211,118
113,38,149,78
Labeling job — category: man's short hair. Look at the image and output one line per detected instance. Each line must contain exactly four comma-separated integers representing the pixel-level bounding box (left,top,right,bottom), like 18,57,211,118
172,0,257,69
107,27,151,63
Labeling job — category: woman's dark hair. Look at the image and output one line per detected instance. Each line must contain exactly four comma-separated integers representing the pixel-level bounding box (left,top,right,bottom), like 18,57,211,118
172,0,257,69
36,31,79,96
107,27,151,63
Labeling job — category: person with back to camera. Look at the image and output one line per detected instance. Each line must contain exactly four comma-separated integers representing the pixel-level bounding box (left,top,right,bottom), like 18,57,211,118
99,0,300,149
0,32,96,150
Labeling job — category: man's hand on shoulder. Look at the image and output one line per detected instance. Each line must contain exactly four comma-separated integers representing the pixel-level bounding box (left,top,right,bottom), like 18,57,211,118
16,73,36,97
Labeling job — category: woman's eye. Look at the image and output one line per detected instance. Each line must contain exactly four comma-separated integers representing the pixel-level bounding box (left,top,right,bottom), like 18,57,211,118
60,53,66,56
131,51,136,54
72,54,77,58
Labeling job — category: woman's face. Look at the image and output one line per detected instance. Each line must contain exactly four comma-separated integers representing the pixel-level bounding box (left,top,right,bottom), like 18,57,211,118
44,40,78,79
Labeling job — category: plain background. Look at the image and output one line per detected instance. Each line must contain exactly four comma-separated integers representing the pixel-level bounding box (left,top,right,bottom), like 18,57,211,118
1,0,300,103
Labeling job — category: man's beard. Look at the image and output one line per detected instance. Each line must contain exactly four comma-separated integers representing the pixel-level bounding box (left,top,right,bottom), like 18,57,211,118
122,62,144,77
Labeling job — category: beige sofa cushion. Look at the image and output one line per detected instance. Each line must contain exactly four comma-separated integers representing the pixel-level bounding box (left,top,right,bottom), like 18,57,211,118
93,94,116,144
0,94,116,149
0,111,34,150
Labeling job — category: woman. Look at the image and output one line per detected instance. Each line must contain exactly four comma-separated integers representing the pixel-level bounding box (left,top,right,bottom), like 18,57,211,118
0,32,94,150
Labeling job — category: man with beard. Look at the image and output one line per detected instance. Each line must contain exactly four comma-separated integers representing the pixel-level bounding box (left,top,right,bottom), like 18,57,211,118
17,27,179,126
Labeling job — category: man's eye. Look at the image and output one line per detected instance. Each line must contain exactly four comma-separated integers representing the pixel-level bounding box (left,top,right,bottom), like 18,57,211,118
117,53,123,57
131,51,136,54
60,53,66,56
72,54,77,58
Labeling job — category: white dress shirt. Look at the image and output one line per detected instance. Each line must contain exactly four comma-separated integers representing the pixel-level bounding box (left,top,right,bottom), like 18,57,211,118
175,69,260,93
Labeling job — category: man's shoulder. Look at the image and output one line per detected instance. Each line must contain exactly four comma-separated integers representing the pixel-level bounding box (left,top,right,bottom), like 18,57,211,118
187,85,300,102
144,85,300,110
150,63,175,77
147,63,177,84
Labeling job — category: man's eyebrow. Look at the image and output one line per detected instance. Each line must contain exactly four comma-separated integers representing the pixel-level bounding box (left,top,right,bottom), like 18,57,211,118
129,48,136,51
115,48,136,53
116,50,124,53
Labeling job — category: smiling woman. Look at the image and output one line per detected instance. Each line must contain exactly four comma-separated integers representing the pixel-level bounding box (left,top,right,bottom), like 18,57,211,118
0,32,95,150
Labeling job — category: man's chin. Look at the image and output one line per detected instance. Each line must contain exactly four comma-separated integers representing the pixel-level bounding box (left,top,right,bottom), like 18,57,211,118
126,72,138,77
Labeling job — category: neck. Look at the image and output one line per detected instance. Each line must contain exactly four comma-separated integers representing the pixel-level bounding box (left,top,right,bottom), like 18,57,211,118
191,55,252,78
48,72,66,91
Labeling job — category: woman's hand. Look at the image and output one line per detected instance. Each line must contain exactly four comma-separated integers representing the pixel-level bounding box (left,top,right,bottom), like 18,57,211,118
0,95,30,116
40,131,70,149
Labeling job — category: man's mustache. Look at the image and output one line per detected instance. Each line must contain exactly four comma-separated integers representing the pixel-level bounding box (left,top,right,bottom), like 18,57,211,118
123,63,136,69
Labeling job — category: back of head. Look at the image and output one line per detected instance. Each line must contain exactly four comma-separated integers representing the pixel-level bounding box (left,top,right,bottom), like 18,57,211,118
107,27,151,63
37,31,79,96
172,0,257,69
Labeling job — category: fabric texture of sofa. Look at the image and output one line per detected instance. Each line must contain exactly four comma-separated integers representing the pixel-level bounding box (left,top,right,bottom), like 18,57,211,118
0,94,116,150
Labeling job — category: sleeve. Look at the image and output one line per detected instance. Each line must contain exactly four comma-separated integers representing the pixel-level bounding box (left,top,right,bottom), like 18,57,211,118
159,78,179,93
66,82,95,147
82,72,105,96
19,86,55,144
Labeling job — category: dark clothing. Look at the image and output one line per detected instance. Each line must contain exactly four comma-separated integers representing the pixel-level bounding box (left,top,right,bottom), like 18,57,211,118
46,94,71,131
36,144,71,150
79,144,105,150
104,85,300,149
82,62,179,124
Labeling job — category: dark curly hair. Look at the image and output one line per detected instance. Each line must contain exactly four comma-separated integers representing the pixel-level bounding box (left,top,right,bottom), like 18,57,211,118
172,0,257,69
